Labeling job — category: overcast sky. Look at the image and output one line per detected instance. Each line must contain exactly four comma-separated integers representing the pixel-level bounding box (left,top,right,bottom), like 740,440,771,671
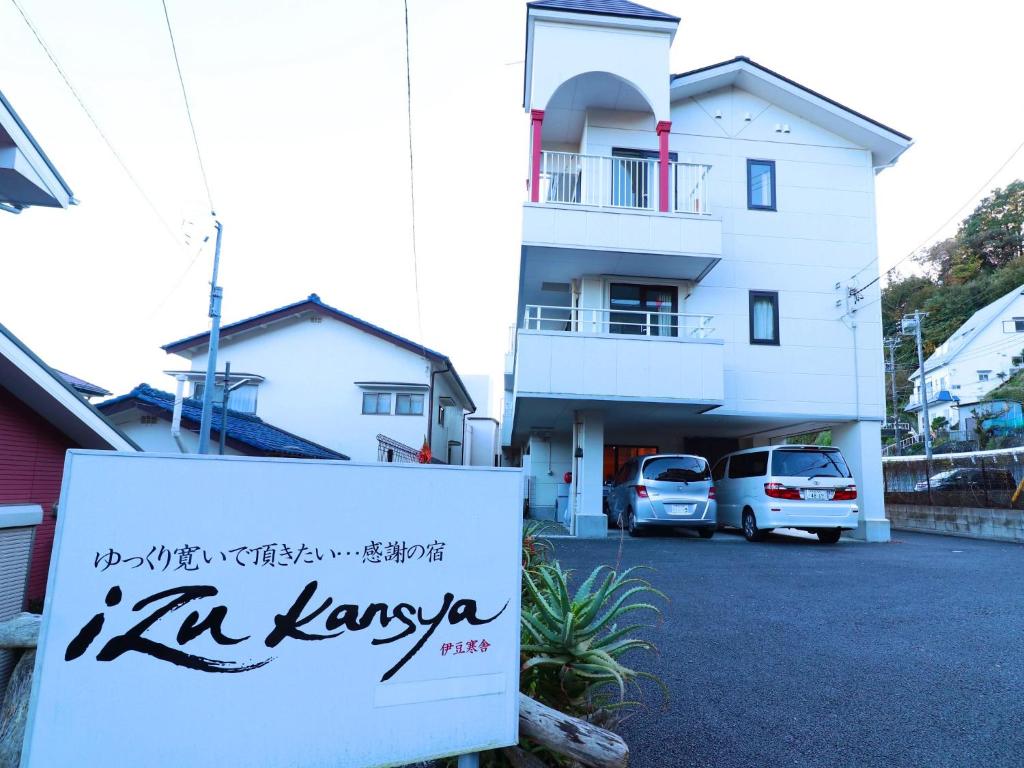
2,0,1023,414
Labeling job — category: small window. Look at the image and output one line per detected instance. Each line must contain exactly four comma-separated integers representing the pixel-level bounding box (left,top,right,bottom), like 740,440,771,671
712,458,728,481
362,392,391,415
978,371,991,382
771,448,851,479
728,451,769,479
747,159,776,210
641,456,710,482
1014,317,1024,332
395,393,424,416
749,291,780,345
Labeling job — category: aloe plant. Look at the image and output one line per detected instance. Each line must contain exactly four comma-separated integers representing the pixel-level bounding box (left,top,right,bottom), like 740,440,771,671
520,561,666,715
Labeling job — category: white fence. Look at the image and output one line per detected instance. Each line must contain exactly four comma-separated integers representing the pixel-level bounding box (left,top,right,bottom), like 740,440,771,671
523,304,715,339
537,151,711,215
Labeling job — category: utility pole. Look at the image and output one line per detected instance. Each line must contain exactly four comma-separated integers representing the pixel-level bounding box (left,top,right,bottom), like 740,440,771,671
198,220,224,454
884,337,902,455
902,310,932,463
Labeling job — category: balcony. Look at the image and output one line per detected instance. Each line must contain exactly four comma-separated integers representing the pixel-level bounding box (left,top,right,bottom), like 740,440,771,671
537,151,711,215
512,305,724,405
905,389,958,412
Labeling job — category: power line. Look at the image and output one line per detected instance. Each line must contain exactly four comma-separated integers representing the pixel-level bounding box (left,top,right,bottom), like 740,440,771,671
160,0,215,214
8,0,181,245
850,136,1024,292
403,0,424,340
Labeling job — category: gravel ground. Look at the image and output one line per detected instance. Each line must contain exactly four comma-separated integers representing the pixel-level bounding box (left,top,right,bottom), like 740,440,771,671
549,528,1024,768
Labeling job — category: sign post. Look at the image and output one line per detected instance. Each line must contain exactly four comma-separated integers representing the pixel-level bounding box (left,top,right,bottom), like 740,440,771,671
22,452,522,767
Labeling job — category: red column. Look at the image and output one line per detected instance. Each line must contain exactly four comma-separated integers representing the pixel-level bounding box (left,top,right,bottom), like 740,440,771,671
530,109,545,203
657,120,671,212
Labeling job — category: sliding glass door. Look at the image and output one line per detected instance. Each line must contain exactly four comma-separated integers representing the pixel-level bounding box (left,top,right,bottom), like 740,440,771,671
609,283,678,337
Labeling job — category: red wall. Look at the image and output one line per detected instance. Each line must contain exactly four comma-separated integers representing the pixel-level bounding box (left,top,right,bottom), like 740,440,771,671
0,385,76,607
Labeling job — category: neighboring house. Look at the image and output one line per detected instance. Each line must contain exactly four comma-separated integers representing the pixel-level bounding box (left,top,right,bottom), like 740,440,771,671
161,294,476,464
55,371,111,400
503,0,912,539
0,89,75,212
99,384,348,460
0,322,136,605
907,285,1024,432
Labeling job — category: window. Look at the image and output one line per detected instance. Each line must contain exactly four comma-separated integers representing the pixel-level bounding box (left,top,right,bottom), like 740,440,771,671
193,382,259,414
641,456,710,482
749,291,780,345
362,392,391,415
728,451,769,479
609,283,678,337
747,159,776,210
438,404,446,426
978,370,991,382
712,458,728,481
1014,317,1024,332
610,148,676,209
771,448,851,479
604,445,658,482
395,393,424,416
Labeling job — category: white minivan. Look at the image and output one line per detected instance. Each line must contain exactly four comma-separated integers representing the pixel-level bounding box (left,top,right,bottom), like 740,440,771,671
712,445,859,543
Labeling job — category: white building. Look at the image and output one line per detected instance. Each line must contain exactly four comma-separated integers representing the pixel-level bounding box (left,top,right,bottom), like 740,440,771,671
908,284,1024,432
503,0,912,540
159,294,477,464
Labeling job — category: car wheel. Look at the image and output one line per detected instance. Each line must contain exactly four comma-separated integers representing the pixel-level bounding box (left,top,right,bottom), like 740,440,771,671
626,508,642,537
698,527,715,539
816,528,842,544
742,509,766,542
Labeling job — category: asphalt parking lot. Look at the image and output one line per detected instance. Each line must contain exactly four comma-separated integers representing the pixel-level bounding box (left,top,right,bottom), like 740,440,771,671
551,528,1024,768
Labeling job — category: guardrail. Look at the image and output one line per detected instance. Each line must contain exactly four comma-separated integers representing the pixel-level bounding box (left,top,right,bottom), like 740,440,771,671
522,304,715,339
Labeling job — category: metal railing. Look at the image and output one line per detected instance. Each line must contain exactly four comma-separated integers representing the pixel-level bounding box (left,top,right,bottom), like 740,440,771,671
377,433,423,464
522,304,715,339
537,151,712,214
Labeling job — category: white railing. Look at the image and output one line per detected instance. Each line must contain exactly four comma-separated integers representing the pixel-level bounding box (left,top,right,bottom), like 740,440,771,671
523,304,715,339
672,161,711,215
882,434,921,457
536,151,712,214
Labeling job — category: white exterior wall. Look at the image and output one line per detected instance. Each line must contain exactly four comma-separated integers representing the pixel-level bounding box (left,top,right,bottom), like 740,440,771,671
465,418,499,468
108,411,246,456
178,315,469,463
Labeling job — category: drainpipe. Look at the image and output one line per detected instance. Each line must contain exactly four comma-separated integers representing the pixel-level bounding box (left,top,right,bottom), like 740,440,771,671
170,375,188,453
427,362,449,460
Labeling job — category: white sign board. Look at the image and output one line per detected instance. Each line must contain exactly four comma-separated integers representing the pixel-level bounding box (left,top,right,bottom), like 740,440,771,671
23,452,522,767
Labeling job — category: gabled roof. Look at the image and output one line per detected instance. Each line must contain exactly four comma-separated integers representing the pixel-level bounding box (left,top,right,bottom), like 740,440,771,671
0,322,137,450
911,284,1024,380
55,370,111,398
162,294,476,411
98,384,348,460
0,89,74,210
670,56,912,167
527,0,679,22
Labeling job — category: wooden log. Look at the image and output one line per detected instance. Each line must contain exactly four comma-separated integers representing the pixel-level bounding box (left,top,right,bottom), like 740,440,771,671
0,649,34,768
501,745,548,768
518,693,628,768
0,614,40,650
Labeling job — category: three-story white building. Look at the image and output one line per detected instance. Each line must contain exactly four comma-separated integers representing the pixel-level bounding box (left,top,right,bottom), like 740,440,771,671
502,0,912,540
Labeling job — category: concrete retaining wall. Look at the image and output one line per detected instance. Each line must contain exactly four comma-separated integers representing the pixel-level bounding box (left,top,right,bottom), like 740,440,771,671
886,503,1024,543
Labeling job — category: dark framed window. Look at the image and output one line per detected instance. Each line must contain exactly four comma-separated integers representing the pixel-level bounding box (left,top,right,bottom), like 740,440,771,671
361,392,391,415
1014,317,1024,331
395,393,424,416
747,159,776,210
609,283,678,337
749,291,780,345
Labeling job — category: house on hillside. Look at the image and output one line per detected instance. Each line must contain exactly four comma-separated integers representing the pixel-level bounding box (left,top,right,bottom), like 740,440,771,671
502,0,912,539
160,294,476,464
0,323,136,607
907,284,1024,433
99,384,348,460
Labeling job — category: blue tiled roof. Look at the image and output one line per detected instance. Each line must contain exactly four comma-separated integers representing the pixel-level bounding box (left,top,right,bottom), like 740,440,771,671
99,384,348,460
527,0,679,22
55,370,111,397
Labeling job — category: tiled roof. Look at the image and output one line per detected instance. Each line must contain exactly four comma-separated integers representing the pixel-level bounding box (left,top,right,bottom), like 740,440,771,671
98,384,348,460
55,370,111,397
527,0,679,22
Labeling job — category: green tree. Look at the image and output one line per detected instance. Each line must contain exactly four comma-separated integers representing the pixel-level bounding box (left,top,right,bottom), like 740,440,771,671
958,180,1024,272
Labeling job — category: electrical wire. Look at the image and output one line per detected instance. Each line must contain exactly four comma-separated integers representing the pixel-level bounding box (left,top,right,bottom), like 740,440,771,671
403,0,424,341
160,0,215,214
8,0,181,245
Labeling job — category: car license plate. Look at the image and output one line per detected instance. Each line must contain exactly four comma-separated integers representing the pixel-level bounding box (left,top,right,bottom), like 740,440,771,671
803,489,831,501
666,504,693,515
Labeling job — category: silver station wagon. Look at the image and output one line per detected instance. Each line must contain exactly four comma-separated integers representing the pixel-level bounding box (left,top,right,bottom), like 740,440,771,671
605,454,717,537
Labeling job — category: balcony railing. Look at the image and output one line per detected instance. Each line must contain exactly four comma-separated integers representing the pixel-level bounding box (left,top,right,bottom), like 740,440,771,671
537,151,711,215
523,304,715,339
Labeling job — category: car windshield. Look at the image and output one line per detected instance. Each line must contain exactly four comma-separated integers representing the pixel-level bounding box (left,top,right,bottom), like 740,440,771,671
642,456,710,482
771,448,851,478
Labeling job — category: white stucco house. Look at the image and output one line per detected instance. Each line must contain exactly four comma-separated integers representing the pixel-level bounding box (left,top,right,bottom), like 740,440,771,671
502,0,913,540
156,294,476,464
907,284,1024,432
